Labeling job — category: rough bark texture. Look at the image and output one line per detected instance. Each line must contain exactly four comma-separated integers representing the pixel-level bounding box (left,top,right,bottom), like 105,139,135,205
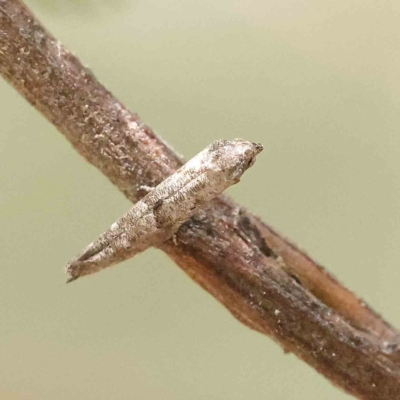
1,1,400,398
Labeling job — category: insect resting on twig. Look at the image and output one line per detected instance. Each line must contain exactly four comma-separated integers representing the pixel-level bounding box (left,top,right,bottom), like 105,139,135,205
65,139,263,282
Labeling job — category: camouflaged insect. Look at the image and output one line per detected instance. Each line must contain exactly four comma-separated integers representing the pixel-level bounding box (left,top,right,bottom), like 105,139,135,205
65,139,263,282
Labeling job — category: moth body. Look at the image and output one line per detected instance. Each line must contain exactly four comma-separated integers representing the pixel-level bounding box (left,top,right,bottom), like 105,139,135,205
66,139,263,282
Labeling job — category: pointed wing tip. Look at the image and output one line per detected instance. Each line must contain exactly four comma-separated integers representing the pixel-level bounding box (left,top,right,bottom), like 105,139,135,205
66,275,78,284
65,261,81,284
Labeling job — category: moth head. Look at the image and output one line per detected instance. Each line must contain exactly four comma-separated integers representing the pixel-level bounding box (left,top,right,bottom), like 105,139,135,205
210,139,263,182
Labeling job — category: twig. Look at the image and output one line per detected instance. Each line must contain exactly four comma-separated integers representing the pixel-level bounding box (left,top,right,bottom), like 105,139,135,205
1,1,399,398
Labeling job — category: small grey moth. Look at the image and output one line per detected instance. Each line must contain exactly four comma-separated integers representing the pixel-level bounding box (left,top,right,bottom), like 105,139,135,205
66,138,263,282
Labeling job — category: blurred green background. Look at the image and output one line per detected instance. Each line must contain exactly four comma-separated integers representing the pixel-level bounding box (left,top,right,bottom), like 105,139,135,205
0,0,399,399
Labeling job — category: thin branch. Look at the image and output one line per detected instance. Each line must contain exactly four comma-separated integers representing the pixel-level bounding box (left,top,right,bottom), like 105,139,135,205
1,1,399,398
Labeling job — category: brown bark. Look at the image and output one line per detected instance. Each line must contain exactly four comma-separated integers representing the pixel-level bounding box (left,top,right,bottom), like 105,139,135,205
1,1,399,398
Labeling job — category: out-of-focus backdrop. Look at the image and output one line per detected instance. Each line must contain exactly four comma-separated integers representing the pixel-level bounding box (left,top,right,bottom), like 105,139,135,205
0,0,399,399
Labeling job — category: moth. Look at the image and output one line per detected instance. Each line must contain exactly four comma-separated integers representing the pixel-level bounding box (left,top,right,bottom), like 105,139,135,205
66,138,263,282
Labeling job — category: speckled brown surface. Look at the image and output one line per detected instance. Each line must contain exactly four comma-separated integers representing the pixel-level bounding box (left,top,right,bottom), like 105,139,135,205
1,1,400,398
